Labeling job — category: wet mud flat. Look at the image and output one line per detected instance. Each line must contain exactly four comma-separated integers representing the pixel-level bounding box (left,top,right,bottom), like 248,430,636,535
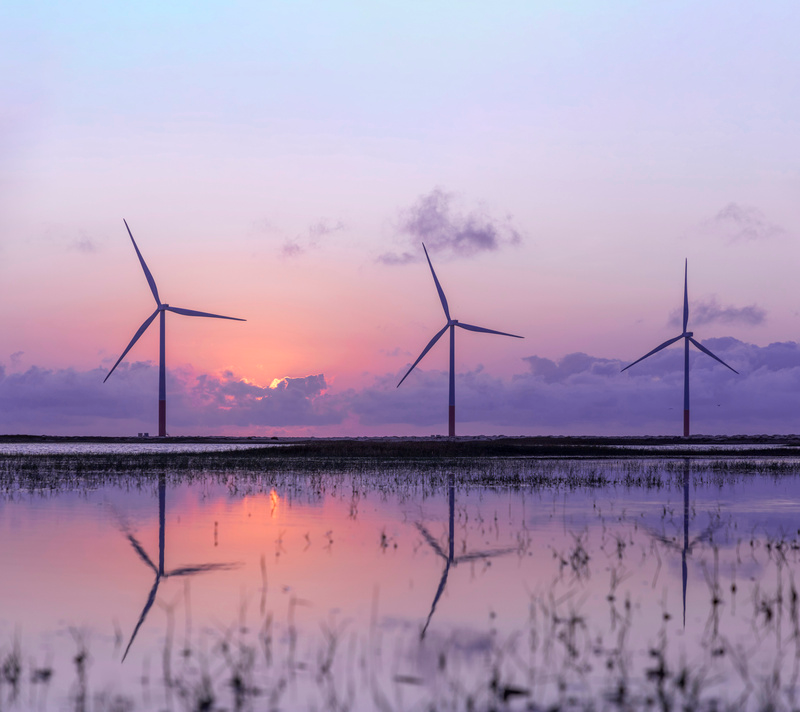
3,442,800,710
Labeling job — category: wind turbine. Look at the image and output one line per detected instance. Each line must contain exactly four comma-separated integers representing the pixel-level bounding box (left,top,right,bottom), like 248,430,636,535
121,474,239,661
104,220,245,436
397,244,523,436
621,260,738,437
417,473,517,639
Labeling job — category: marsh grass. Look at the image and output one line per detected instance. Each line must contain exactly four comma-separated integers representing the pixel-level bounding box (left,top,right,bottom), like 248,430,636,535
3,434,800,488
4,452,800,508
7,546,800,712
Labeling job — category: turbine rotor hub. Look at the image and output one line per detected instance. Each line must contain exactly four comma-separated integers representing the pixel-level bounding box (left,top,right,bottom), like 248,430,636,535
684,331,693,337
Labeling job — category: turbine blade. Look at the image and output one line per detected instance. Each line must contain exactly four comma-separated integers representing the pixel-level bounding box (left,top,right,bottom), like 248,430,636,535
456,322,523,338
103,309,160,382
620,334,683,372
125,534,159,575
453,545,517,563
422,243,450,321
166,562,239,576
683,259,689,333
421,560,451,640
415,522,448,560
124,220,161,306
397,324,449,388
688,337,739,373
166,306,246,321
122,577,160,662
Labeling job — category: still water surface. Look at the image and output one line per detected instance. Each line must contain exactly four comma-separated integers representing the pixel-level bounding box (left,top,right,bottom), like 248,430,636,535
2,456,800,710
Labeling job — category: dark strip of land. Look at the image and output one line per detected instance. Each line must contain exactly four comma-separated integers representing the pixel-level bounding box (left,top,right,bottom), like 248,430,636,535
2,434,800,459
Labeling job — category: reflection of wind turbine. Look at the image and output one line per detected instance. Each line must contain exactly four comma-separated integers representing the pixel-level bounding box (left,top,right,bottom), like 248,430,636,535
397,244,523,437
417,474,517,639
644,460,719,628
104,220,246,437
121,474,238,661
621,260,738,437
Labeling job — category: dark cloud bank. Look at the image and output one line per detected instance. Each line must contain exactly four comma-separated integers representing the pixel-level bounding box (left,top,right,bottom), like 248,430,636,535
4,339,800,435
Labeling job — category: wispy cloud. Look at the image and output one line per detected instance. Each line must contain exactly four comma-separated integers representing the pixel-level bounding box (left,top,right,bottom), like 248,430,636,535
379,188,522,265
381,347,412,358
705,203,785,243
668,297,766,328
282,218,345,258
40,224,101,253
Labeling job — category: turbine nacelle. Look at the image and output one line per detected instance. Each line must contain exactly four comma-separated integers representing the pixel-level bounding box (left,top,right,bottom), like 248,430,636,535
683,331,693,337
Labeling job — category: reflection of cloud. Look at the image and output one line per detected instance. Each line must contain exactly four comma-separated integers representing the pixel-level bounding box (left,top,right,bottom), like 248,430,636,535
7,339,800,435
282,218,345,258
380,188,522,264
705,203,785,242
668,298,766,328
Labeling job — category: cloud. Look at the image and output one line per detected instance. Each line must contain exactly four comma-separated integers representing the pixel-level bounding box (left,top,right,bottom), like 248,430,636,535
340,338,800,435
668,297,766,328
705,203,786,243
379,188,522,264
523,353,619,383
251,218,280,235
281,218,345,258
0,363,341,435
6,339,800,436
280,242,303,258
380,347,412,358
9,352,24,368
39,224,101,253
72,238,97,253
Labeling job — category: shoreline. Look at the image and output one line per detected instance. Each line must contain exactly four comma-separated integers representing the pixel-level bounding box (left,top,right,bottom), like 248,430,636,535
3,433,800,459
3,433,800,444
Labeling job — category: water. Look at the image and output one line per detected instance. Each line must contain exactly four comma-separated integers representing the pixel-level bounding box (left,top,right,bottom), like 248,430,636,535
2,455,800,710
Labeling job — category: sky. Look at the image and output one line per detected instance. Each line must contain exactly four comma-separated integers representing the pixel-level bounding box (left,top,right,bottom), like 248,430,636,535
2,0,799,436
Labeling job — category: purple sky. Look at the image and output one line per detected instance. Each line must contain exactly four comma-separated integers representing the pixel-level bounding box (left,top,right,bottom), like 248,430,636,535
2,1,799,435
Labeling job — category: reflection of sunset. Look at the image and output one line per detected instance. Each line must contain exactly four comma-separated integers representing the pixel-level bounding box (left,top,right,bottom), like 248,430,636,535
270,488,280,516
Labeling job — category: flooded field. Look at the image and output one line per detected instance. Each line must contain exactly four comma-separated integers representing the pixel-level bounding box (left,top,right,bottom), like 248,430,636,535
3,445,800,711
